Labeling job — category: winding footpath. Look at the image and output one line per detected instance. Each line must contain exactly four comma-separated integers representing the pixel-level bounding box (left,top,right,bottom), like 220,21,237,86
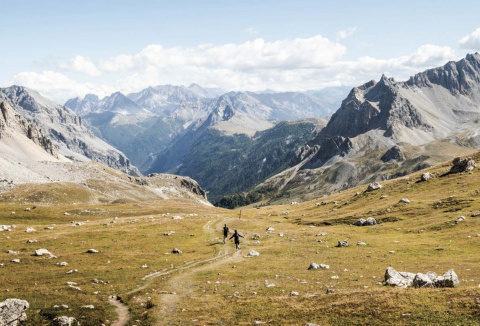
108,217,239,326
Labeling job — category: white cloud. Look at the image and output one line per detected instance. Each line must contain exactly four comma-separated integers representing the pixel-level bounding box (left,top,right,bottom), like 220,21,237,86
459,27,480,49
336,27,357,41
243,27,258,35
59,55,102,76
2,35,463,103
8,70,113,103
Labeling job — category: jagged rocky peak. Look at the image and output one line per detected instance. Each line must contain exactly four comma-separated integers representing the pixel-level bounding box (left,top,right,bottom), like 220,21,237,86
406,52,480,95
0,101,59,157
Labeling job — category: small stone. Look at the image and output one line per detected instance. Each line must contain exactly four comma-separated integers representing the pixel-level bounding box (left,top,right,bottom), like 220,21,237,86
399,198,410,204
87,249,99,253
290,291,299,296
326,288,335,294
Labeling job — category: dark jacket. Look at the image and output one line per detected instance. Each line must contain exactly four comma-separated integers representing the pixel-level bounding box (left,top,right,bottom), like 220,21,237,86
223,226,229,237
229,231,244,243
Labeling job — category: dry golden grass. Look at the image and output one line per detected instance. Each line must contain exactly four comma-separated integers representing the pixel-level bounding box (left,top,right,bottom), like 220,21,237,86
1,154,480,325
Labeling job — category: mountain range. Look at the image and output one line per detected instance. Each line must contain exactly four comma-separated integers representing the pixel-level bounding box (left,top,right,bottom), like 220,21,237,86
3,54,480,206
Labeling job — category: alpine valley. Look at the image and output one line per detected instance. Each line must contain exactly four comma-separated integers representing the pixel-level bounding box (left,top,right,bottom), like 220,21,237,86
60,53,480,206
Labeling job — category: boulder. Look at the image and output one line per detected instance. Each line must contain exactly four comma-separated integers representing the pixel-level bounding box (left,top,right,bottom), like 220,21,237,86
34,249,56,258
172,248,182,254
420,172,432,181
367,182,382,192
365,217,377,225
450,157,477,173
353,219,366,226
385,267,459,288
0,299,29,326
384,267,415,288
245,250,259,257
336,241,348,247
53,316,77,326
413,273,434,288
308,263,320,270
433,269,459,288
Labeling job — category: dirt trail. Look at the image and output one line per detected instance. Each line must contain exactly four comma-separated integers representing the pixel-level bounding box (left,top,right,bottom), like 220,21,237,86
108,295,130,326
155,217,242,322
109,217,239,325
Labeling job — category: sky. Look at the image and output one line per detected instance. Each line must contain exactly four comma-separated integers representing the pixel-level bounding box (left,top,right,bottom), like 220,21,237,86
1,0,480,103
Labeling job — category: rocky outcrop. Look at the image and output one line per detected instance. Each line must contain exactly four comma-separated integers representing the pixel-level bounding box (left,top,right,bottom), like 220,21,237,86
381,145,405,162
385,267,459,288
450,157,477,173
0,102,58,157
0,299,29,325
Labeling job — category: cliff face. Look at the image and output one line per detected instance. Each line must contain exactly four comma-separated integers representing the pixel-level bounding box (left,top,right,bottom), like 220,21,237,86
0,101,58,157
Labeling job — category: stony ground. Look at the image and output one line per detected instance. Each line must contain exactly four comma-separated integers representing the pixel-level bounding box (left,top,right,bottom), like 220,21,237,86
1,154,480,325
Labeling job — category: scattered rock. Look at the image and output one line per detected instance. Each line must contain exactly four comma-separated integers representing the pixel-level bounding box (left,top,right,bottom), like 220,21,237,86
59,262,68,266
266,227,275,231
53,316,77,326
63,212,70,216
245,250,259,258
171,215,183,220
399,198,410,204
290,291,299,296
357,241,367,246
172,248,182,254
7,250,18,255
337,241,348,247
265,284,275,288
367,182,382,192
326,288,335,294
11,259,20,263
420,172,432,181
457,216,466,222
252,233,260,240
25,228,36,233
450,157,477,174
44,226,54,230
308,263,320,270
281,211,289,215
26,239,38,243
24,208,30,212
433,269,460,288
0,298,29,326
305,323,319,326
80,305,94,309
34,249,56,258
86,249,99,253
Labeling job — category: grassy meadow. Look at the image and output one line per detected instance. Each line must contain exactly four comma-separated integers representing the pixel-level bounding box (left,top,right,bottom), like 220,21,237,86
1,154,480,325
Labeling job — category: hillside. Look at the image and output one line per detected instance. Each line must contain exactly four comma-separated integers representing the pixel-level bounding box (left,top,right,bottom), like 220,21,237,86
1,153,480,325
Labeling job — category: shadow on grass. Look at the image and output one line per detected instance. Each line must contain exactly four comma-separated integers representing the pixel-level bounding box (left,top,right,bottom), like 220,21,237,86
207,242,224,246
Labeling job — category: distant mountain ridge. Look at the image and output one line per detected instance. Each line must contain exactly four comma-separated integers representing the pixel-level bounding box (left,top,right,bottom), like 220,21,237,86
65,84,349,173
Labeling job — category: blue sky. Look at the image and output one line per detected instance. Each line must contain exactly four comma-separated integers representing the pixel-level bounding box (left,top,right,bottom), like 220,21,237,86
1,0,480,102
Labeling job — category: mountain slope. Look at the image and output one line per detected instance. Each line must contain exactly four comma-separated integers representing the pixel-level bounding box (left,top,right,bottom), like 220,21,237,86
0,86,139,175
245,53,480,205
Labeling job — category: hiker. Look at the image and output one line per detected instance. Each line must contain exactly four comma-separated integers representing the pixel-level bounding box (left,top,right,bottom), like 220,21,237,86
223,224,229,244
229,229,244,251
